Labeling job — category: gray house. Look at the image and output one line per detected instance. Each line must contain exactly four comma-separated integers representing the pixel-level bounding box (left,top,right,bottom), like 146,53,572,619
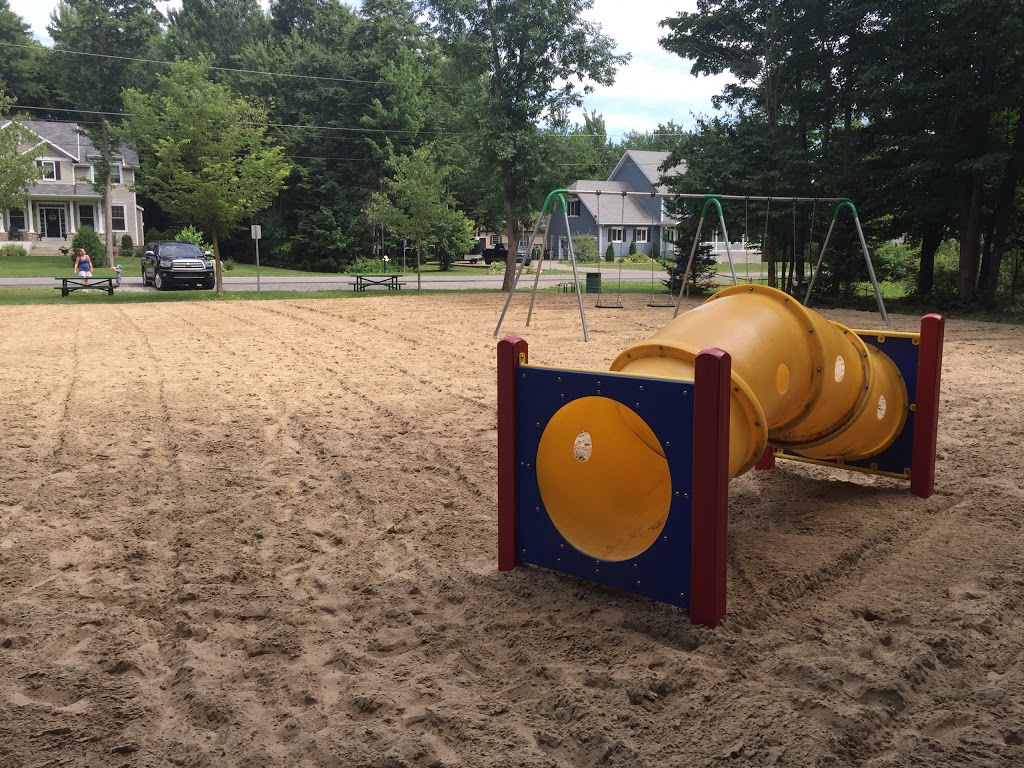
0,120,144,252
547,150,685,260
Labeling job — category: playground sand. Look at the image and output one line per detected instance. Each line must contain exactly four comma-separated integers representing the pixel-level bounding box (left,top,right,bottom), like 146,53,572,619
0,293,1022,767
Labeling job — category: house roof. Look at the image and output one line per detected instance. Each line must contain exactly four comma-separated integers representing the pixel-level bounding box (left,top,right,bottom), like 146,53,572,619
609,150,686,191
17,120,140,167
569,180,662,226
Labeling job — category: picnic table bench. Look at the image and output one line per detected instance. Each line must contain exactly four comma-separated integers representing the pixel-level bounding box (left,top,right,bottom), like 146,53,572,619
54,277,117,297
353,274,402,292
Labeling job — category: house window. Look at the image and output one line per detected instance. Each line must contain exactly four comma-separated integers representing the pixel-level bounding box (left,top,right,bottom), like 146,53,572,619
634,228,649,243
490,234,500,245
110,165,122,184
111,204,126,231
609,227,624,243
665,228,676,243
79,205,95,229
567,199,581,217
37,160,60,180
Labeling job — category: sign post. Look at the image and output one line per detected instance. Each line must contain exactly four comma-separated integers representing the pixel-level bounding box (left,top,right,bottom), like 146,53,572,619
251,224,262,294
402,239,407,272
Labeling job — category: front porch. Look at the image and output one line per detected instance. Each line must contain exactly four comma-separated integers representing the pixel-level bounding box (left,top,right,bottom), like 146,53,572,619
1,197,107,253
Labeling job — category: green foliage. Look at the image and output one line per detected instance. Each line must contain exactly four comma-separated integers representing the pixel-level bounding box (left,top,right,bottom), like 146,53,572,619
624,253,652,264
651,241,661,262
605,243,615,262
0,94,43,212
0,243,28,258
351,256,386,274
120,233,134,253
121,57,290,287
71,226,104,262
221,258,236,271
570,234,598,263
628,239,637,256
364,145,475,276
175,224,213,253
873,242,918,285
426,0,629,288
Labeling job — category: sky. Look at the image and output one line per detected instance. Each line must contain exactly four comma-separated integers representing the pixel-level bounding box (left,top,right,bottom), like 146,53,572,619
11,0,729,140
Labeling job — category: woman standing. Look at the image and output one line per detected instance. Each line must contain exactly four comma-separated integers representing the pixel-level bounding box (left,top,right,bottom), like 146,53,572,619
74,248,93,284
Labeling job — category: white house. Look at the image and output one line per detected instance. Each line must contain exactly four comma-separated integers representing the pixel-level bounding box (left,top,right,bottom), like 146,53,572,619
0,120,144,252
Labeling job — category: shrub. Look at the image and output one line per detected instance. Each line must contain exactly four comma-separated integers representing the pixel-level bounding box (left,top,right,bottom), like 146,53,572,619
0,243,28,258
120,233,134,254
350,256,387,274
605,243,615,262
651,241,661,262
71,226,104,263
221,258,236,271
628,239,637,256
570,234,598,262
488,260,507,275
624,253,653,264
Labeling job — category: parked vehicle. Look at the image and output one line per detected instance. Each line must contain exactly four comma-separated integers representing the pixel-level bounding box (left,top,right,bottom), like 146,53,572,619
141,241,216,290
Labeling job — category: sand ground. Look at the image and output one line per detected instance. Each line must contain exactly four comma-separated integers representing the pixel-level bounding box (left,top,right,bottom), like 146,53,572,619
0,293,1022,767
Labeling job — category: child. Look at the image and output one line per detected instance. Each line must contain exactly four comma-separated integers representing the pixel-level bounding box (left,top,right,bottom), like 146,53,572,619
114,263,123,287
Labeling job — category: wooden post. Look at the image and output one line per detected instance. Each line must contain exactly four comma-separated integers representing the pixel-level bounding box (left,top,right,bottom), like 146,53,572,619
497,336,528,570
690,348,731,628
910,314,944,498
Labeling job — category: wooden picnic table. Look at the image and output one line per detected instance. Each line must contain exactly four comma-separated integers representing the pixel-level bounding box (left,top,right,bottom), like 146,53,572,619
353,274,402,291
54,277,117,297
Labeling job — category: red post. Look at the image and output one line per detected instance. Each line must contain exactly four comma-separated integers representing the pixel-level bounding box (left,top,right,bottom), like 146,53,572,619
690,348,731,628
910,314,944,498
755,446,776,470
497,336,528,570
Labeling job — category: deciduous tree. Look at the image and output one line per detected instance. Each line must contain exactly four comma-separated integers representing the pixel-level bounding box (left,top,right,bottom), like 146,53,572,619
364,145,475,290
425,0,628,290
121,59,290,293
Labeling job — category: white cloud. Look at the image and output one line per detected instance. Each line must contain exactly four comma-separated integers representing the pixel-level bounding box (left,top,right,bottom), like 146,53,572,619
576,0,734,139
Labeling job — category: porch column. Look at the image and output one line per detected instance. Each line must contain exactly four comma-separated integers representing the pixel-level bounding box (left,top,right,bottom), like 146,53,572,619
25,198,35,234
68,202,77,236
0,209,6,234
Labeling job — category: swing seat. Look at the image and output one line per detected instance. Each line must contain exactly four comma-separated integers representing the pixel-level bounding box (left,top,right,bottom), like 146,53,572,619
595,296,623,308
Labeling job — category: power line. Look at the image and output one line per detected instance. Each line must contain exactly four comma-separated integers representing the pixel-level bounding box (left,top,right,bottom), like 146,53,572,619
0,40,413,89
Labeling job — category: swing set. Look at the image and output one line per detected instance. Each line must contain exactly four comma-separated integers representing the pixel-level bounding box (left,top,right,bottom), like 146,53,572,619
494,190,889,342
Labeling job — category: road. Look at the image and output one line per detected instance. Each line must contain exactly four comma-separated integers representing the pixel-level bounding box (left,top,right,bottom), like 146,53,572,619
0,262,682,292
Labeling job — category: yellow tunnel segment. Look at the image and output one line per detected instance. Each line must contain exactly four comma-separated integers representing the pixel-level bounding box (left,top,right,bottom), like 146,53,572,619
608,285,908,479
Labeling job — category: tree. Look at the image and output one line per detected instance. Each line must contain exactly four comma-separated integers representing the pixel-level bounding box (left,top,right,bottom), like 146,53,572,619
164,0,270,70
48,0,165,266
0,95,43,214
364,145,475,290
0,1,50,108
121,59,290,293
425,0,628,290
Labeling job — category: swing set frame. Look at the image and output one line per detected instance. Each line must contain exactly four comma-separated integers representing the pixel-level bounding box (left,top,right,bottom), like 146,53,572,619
493,190,889,342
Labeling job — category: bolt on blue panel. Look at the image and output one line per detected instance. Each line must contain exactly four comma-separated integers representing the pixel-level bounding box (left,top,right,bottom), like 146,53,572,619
515,366,695,610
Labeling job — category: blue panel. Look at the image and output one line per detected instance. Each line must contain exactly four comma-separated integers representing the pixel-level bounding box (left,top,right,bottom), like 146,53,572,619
844,333,918,475
515,366,694,610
